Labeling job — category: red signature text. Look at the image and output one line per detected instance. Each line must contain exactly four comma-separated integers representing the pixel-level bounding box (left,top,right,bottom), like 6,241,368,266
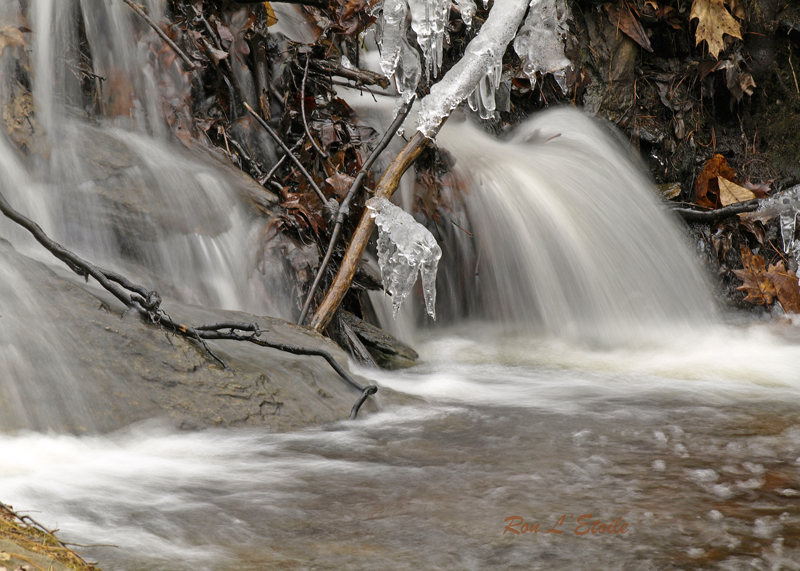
503,514,629,536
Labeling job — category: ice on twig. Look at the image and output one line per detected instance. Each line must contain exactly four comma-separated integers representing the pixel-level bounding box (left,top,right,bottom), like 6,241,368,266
417,0,530,137
379,0,422,102
513,0,572,93
367,197,442,318
746,185,800,253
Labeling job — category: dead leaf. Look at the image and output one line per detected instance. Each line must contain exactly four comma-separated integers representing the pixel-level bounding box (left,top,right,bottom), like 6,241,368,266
767,261,800,314
325,172,354,199
718,176,755,206
264,2,279,26
605,4,653,52
734,247,776,306
690,0,742,59
0,26,24,53
734,247,800,313
694,154,738,208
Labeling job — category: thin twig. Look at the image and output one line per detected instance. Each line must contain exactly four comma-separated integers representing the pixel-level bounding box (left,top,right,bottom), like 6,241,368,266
244,101,328,204
261,138,304,184
122,0,198,70
302,57,328,158
297,96,416,325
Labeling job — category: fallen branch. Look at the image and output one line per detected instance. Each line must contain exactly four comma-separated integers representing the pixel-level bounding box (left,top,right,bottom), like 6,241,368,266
0,188,376,419
309,0,529,331
122,0,199,70
298,95,416,325
309,131,430,331
311,60,391,89
671,199,760,221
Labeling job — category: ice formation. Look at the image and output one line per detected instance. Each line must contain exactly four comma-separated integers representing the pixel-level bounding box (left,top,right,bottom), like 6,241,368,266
367,197,442,319
746,185,800,280
467,59,502,119
408,0,451,78
379,0,422,102
417,0,530,136
513,0,572,93
455,0,477,29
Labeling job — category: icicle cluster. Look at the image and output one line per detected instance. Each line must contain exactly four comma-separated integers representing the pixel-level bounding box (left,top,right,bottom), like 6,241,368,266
379,0,422,102
367,197,442,319
513,0,572,93
467,59,502,119
416,0,531,136
408,0,450,78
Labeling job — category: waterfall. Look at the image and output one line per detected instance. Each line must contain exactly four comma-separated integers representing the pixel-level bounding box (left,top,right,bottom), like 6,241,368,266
0,0,289,431
432,109,716,343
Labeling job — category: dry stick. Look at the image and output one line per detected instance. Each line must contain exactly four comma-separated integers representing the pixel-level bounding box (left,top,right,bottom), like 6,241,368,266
301,57,328,158
309,131,430,331
0,189,376,418
671,199,759,221
244,101,328,204
122,0,199,70
298,96,416,325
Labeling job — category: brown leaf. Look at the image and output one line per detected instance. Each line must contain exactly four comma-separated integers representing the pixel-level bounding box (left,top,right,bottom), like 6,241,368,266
690,0,742,59
694,154,737,208
263,2,279,26
766,261,800,314
734,247,776,306
718,176,755,206
0,26,24,53
325,172,354,199
605,3,653,52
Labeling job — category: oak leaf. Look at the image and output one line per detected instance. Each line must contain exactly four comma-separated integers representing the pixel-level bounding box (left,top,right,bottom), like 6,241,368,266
734,247,775,306
734,248,800,313
690,0,742,59
718,177,755,206
766,261,800,314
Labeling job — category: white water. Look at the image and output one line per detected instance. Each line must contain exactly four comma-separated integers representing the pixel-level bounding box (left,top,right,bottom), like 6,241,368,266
2,2,800,569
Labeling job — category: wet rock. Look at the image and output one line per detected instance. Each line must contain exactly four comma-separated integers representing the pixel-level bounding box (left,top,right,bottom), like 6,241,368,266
0,239,413,434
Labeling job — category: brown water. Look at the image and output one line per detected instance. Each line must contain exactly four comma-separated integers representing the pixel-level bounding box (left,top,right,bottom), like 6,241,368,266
3,323,800,571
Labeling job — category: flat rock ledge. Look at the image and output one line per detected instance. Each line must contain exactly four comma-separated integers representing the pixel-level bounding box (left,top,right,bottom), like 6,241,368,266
0,239,418,434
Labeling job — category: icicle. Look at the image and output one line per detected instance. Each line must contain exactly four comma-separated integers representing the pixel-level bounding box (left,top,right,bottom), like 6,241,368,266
781,211,797,254
367,197,442,319
417,0,530,136
455,0,477,29
408,0,450,78
379,0,422,102
513,0,572,93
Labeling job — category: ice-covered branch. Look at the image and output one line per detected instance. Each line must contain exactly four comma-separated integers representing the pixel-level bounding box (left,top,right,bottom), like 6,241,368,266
416,0,531,137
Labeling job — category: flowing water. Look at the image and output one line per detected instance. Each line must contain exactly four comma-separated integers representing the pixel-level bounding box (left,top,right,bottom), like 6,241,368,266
2,2,800,570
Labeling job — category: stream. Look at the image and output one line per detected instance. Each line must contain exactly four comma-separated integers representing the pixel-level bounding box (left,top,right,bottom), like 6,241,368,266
3,322,800,570
1,1,800,569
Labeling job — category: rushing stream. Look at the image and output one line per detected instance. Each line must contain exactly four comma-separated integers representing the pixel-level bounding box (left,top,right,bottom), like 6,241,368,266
3,324,800,570
2,1,800,570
